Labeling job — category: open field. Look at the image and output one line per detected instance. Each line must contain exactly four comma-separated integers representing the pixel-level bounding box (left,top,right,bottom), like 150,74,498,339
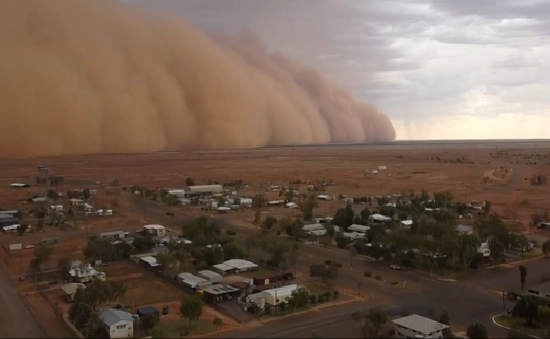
2,141,550,337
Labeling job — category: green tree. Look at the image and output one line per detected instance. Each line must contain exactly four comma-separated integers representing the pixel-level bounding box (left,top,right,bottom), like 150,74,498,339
512,295,539,326
439,308,452,337
360,208,371,223
302,196,318,221
140,313,159,334
519,265,527,290
185,177,195,186
288,244,299,276
289,286,310,312
57,257,72,281
180,295,203,329
29,243,53,271
467,322,488,338
490,240,505,266
213,317,223,334
538,305,550,336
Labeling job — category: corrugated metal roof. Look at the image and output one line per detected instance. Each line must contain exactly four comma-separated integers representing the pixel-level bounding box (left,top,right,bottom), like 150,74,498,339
101,309,134,327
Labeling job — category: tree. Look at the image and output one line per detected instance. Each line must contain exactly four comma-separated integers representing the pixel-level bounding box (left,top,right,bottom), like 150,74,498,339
483,201,492,216
490,240,505,266
360,208,371,223
262,216,278,232
519,265,527,290
289,287,310,312
543,240,550,258
254,209,261,225
352,307,388,338
58,257,72,281
288,244,298,276
439,308,452,338
185,177,195,186
180,295,203,329
29,243,54,271
140,313,159,334
301,196,318,221
538,305,550,336
467,322,488,338
213,317,223,334
17,224,28,236
512,296,539,326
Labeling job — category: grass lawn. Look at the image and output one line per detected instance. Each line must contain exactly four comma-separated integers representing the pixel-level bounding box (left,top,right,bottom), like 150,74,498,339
156,319,216,337
494,314,549,337
117,278,182,306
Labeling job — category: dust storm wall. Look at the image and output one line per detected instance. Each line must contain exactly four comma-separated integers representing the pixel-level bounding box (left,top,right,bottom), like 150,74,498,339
0,0,396,158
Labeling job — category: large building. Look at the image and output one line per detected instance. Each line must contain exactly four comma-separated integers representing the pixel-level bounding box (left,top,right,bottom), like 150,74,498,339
391,314,449,338
185,185,223,197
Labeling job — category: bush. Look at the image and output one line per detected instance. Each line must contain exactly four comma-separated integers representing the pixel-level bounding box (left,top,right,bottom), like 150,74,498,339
279,301,287,312
333,290,339,299
364,271,372,278
324,291,331,300
506,291,521,301
391,281,399,285
310,294,317,305
318,294,325,303
265,304,272,315
324,260,332,265
375,275,382,281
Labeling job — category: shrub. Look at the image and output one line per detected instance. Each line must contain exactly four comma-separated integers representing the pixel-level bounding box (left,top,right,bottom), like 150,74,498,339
310,294,317,305
324,260,332,265
279,301,287,312
364,271,372,278
333,290,339,299
375,275,382,281
324,291,331,300
265,304,272,315
318,294,325,303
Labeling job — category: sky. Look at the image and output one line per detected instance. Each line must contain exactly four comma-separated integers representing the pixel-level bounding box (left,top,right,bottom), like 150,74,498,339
128,0,550,140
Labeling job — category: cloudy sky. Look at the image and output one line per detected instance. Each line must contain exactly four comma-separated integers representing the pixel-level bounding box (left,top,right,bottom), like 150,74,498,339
129,0,550,140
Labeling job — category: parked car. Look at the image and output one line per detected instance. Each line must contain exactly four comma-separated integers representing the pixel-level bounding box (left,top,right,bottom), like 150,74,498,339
390,265,401,270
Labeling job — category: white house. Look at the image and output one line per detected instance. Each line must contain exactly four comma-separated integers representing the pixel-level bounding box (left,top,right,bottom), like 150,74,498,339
143,224,166,237
69,264,106,283
213,259,258,274
263,284,305,306
370,214,391,224
348,224,370,233
392,314,449,338
101,308,134,338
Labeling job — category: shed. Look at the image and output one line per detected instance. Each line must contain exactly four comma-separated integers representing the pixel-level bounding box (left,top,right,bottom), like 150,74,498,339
263,284,303,306
177,272,209,289
139,256,159,268
137,306,159,319
197,270,223,284
302,223,326,232
198,284,240,304
212,263,234,275
100,231,126,240
348,224,370,233
253,270,293,286
61,283,85,302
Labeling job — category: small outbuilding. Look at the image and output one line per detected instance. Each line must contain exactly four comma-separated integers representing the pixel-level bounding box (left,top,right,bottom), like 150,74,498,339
198,284,240,304
197,270,223,284
61,283,86,302
137,305,159,319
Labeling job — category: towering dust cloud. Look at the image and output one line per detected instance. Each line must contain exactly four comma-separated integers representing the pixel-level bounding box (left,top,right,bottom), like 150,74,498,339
0,0,396,158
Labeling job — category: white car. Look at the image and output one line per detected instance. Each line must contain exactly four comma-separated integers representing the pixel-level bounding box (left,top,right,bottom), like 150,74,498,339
390,265,401,270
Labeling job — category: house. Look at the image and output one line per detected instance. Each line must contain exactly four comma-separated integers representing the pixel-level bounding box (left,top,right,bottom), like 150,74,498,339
0,217,20,227
100,231,126,241
370,214,391,224
10,183,29,188
136,306,159,319
400,220,413,230
61,283,85,302
348,224,370,233
143,224,166,237
285,202,297,209
239,197,253,206
263,284,303,307
69,264,106,283
139,256,159,268
177,272,210,289
302,223,326,233
197,270,223,284
100,308,134,339
31,197,48,205
198,284,240,304
455,224,474,235
391,314,449,338
343,232,366,240
50,205,64,212
212,259,258,275
185,185,223,196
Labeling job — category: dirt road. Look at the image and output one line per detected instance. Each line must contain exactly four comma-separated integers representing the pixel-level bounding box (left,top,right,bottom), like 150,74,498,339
0,262,48,338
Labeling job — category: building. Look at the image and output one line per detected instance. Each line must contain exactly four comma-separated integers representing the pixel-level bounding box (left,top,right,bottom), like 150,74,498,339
143,224,166,237
0,209,19,217
263,284,304,307
139,256,159,269
455,224,474,235
197,270,223,284
253,270,293,287
185,185,223,196
400,220,413,230
343,232,366,240
348,224,370,233
100,308,134,339
370,213,391,224
391,314,449,338
302,223,326,233
31,197,48,205
177,272,210,289
61,283,85,302
100,231,126,241
69,264,106,283
213,259,258,275
10,183,29,188
0,217,19,227
198,284,240,304
316,195,331,201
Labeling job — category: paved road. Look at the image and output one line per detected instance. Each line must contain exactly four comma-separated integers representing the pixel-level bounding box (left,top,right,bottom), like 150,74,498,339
0,261,48,338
